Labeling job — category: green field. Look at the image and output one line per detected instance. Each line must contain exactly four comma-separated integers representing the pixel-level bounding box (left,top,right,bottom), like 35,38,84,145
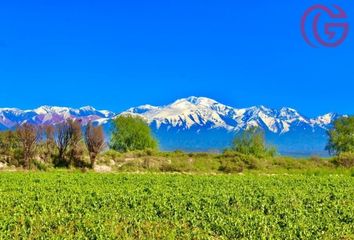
0,172,353,239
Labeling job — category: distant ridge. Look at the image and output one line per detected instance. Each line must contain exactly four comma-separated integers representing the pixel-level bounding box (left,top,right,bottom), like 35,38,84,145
0,97,344,156
0,106,114,129
123,96,341,134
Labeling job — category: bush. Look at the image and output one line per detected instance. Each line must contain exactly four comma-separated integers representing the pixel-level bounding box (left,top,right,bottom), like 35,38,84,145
271,157,305,170
145,158,159,170
103,149,122,159
145,148,157,156
331,152,354,168
218,158,244,173
33,160,49,171
161,158,194,172
188,152,210,158
222,149,240,158
219,151,267,172
159,162,180,172
172,150,186,156
310,155,322,162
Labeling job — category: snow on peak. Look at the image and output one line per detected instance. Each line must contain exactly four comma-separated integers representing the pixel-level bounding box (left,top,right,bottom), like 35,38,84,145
279,107,298,115
0,98,343,134
122,96,340,134
80,106,97,112
99,110,115,118
313,113,340,125
124,97,231,130
184,96,219,106
126,104,160,115
0,108,22,115
34,106,54,115
0,105,115,128
34,106,72,115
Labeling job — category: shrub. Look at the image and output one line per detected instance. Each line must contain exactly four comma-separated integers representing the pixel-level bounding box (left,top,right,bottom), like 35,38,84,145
272,157,305,170
33,160,49,171
159,163,179,172
159,158,194,172
218,157,244,173
331,152,354,168
172,150,186,156
310,155,322,162
222,149,241,158
190,152,210,158
103,149,122,160
145,148,156,156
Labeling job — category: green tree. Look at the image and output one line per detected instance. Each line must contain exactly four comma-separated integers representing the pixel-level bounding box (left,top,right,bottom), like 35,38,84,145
110,115,158,152
326,116,354,155
231,127,276,158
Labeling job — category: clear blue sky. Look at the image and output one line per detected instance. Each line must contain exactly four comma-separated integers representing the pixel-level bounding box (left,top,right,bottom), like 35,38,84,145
0,0,353,117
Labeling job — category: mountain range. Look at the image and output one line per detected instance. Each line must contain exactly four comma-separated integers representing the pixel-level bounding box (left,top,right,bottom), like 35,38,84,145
0,97,343,156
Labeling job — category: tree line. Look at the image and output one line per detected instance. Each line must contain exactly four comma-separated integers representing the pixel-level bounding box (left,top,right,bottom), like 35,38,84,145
0,119,105,169
0,114,353,170
0,115,157,170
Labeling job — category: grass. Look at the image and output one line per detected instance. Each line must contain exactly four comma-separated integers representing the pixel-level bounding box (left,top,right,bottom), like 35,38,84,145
92,150,348,174
2,149,352,174
0,171,353,239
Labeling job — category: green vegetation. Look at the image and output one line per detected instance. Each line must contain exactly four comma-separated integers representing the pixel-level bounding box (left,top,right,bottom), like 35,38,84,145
1,116,354,173
95,150,340,174
0,172,353,239
230,127,276,158
327,116,354,168
1,117,354,239
1,115,354,172
327,116,354,155
110,115,158,152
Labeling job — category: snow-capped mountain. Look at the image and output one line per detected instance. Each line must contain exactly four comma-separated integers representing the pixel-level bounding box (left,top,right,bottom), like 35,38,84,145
122,97,342,155
0,106,114,130
123,96,339,134
0,97,344,155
